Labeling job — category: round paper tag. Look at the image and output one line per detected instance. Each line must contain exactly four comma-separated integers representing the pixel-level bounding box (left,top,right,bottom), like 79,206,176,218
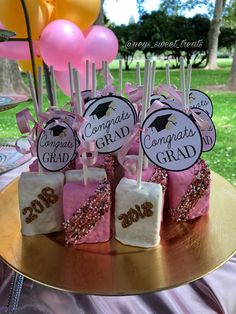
189,89,213,117
150,94,167,104
141,108,203,171
37,120,76,171
189,108,216,152
84,97,98,111
81,90,92,104
82,96,137,154
161,99,182,111
45,114,80,159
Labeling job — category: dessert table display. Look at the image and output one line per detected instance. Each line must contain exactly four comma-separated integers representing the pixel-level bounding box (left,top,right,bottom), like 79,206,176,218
0,162,236,313
0,49,235,314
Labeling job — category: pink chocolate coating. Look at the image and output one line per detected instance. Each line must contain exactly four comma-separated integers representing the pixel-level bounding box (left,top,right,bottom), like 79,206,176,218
128,141,139,156
167,161,211,220
63,181,111,244
124,164,156,181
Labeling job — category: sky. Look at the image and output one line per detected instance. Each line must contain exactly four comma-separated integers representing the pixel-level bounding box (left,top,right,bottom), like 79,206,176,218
104,0,211,25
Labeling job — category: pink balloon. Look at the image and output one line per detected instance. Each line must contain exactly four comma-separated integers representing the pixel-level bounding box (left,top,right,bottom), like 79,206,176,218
55,64,92,97
0,41,39,60
39,20,85,71
83,26,118,69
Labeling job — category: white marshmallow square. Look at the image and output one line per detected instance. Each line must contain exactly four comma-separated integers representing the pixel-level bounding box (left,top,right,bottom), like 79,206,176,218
115,178,163,248
19,172,64,235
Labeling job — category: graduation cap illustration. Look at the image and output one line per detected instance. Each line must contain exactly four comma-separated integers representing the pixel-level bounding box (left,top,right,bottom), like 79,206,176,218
90,101,116,119
49,125,67,137
148,114,177,132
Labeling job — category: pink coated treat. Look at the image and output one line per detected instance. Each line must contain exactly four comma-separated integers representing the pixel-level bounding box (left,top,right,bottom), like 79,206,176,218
63,179,111,245
75,155,118,183
125,163,156,182
167,159,211,221
128,141,139,155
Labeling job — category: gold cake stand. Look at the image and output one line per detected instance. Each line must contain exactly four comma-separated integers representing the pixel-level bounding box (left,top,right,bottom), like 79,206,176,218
0,172,236,295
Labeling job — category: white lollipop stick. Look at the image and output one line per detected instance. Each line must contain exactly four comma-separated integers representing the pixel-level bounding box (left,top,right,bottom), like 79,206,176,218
73,69,88,186
180,57,186,111
136,62,141,85
50,66,58,109
137,59,150,189
27,72,43,173
150,61,156,94
68,62,74,102
186,64,192,110
37,67,43,114
104,61,108,86
27,72,39,121
86,60,89,90
166,63,171,87
143,64,152,170
119,59,122,96
92,63,96,98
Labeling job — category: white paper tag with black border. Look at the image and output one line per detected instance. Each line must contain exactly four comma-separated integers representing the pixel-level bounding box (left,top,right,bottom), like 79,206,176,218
45,115,80,159
37,120,76,171
188,108,216,152
146,100,171,119
81,90,92,104
161,98,182,111
84,97,98,110
189,89,213,117
82,96,137,154
140,108,203,171
150,94,167,105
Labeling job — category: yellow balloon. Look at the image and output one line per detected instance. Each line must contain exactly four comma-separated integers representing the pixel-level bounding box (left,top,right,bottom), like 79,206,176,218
46,2,57,22
0,0,49,40
18,57,43,75
55,0,101,31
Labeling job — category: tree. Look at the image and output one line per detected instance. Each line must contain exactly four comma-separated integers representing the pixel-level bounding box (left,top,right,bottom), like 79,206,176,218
111,24,139,70
159,0,182,15
136,0,146,18
138,12,210,67
229,49,236,89
160,0,227,69
95,0,105,25
224,0,236,90
159,0,213,16
0,58,30,95
206,0,227,69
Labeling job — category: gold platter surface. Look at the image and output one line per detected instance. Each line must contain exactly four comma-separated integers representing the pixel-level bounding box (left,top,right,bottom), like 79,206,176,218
0,172,236,295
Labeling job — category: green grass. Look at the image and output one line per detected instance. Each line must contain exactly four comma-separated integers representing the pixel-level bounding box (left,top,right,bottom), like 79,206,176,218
0,58,235,187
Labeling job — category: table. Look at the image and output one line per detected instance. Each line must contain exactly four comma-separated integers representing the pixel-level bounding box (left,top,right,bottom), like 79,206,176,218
1,162,236,313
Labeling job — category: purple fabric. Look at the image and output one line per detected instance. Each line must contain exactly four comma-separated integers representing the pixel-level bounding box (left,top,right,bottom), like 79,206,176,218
0,255,236,314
